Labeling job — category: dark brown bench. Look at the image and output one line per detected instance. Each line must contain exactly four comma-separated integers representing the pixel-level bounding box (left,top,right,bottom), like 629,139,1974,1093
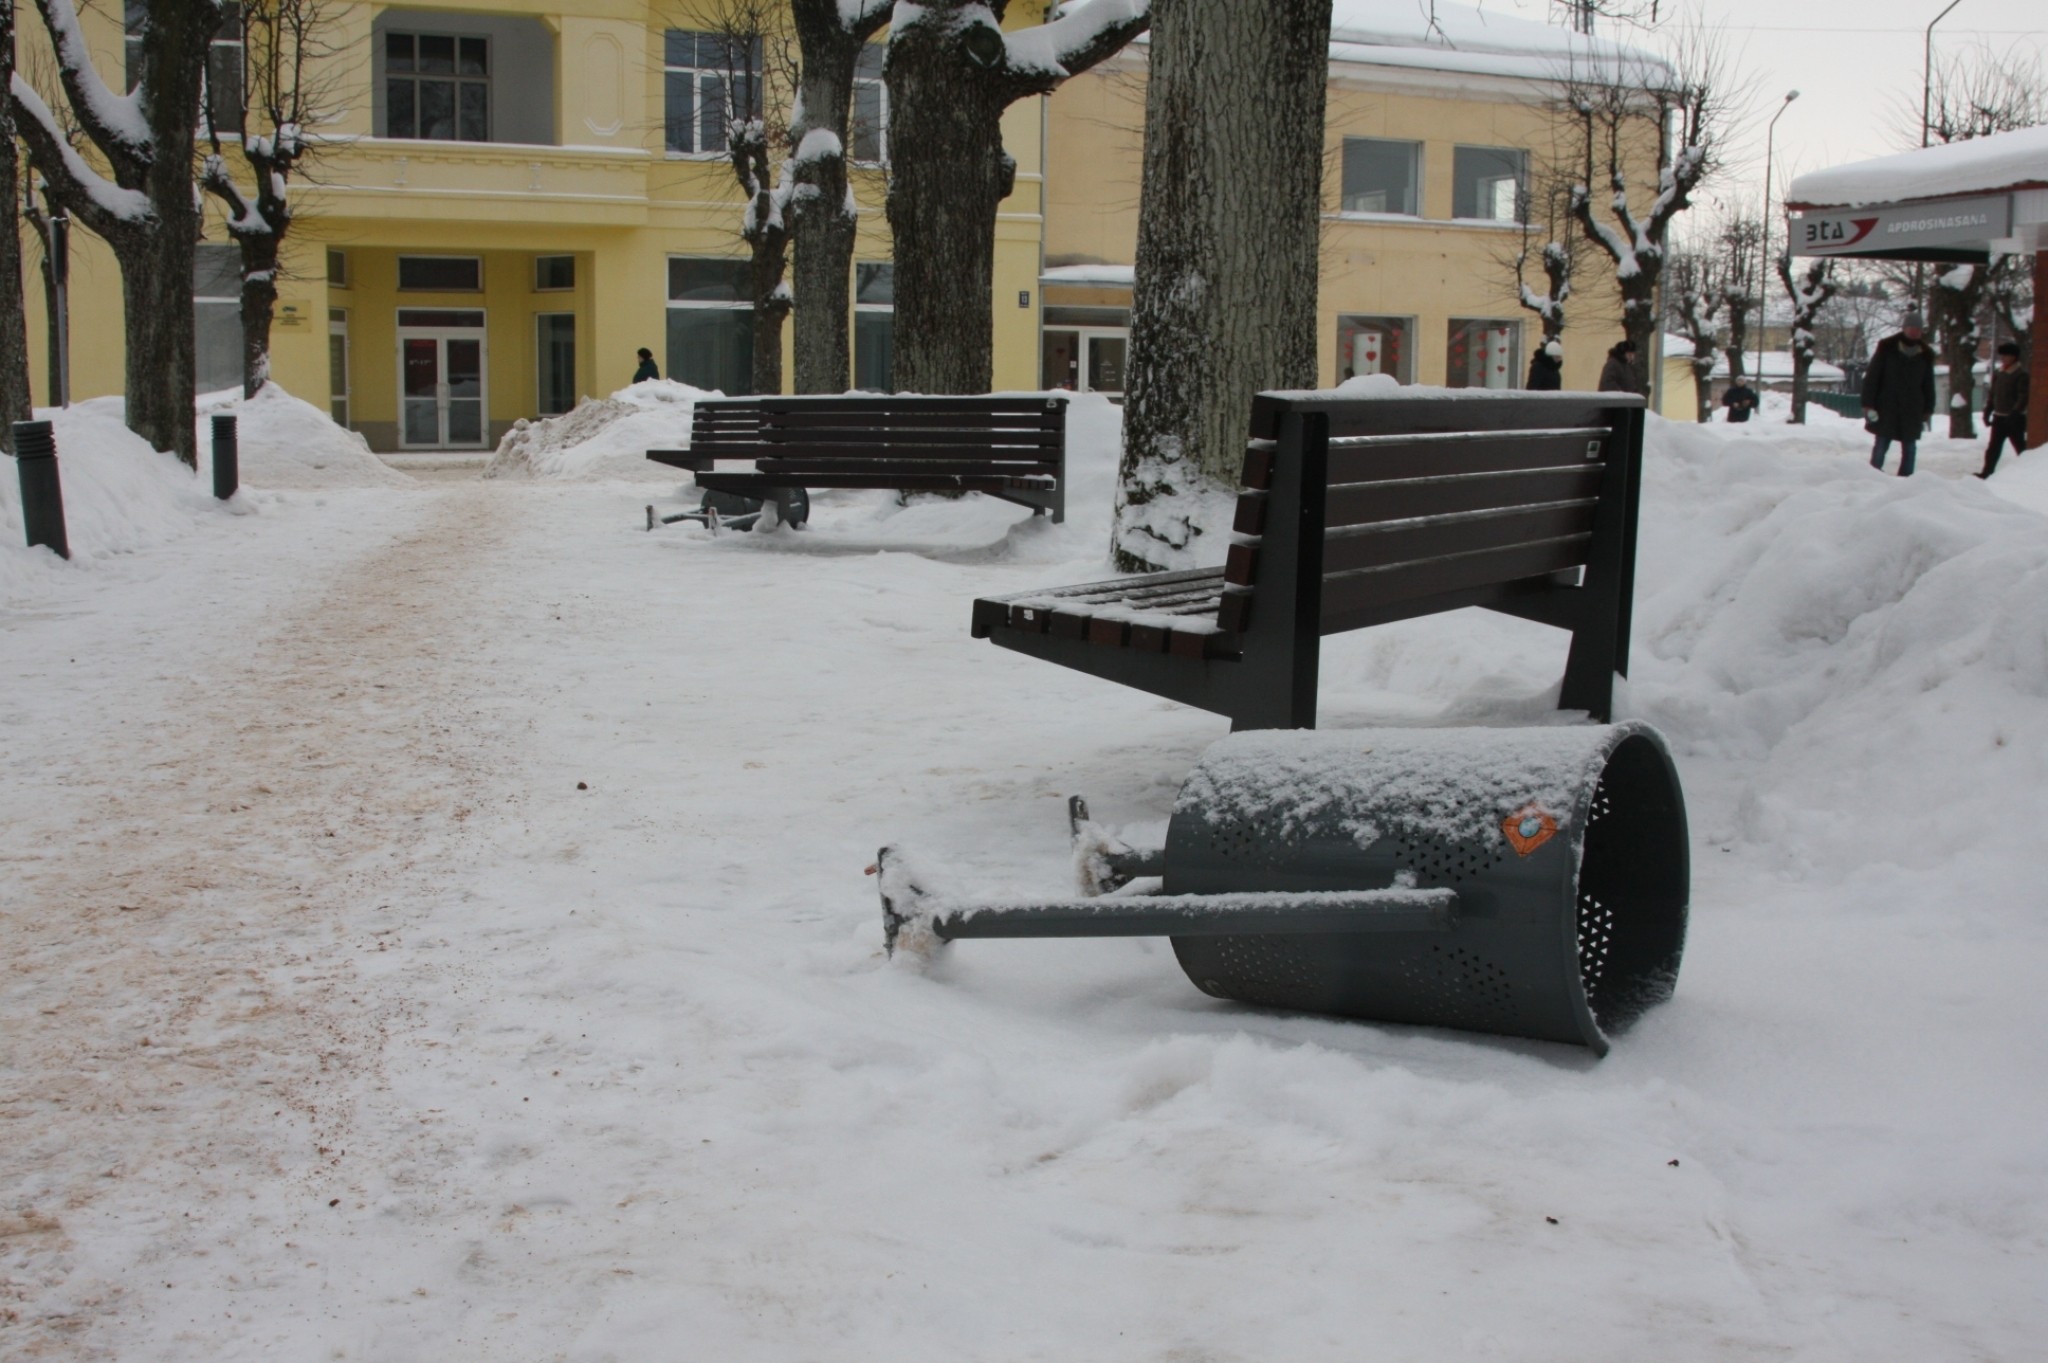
972,390,1646,729
648,394,1069,528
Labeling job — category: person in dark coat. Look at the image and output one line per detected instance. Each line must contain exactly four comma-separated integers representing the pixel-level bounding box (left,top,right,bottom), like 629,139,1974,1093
1597,339,1641,394
1526,338,1564,391
1861,309,1936,476
1977,342,2030,478
632,348,660,384
1721,380,1758,423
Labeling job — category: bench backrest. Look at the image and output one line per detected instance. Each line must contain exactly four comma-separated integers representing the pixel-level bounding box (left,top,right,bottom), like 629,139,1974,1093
1214,392,1645,718
691,395,1067,474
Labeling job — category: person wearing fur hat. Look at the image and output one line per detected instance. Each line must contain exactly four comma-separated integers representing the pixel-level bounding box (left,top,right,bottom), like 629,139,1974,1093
1977,342,2030,478
1860,308,1936,476
1526,337,1564,391
1597,338,1641,394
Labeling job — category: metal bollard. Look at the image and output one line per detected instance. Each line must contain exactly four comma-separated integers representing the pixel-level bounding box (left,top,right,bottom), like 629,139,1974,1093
210,413,239,500
11,420,71,560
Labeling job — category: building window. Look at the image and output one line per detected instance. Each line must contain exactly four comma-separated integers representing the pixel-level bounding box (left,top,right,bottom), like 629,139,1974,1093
385,32,489,141
129,1,244,134
1336,314,1412,384
667,257,753,394
851,45,888,164
1453,146,1527,222
1339,138,1420,216
664,31,762,156
534,255,575,291
853,263,894,391
194,244,242,394
398,256,483,292
537,314,576,415
327,250,349,288
1447,319,1520,390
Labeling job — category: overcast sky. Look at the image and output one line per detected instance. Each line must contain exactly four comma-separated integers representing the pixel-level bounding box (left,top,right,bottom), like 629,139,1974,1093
1479,0,2045,205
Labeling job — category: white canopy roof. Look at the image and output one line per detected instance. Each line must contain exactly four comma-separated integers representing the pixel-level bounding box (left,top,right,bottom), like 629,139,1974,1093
1788,124,2048,209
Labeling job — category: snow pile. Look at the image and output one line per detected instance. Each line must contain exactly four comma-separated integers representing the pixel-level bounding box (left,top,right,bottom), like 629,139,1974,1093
484,379,709,482
0,404,221,602
194,384,409,490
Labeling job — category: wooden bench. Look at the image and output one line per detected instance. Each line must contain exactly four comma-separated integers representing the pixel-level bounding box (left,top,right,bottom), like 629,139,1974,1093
971,390,1646,729
647,394,1070,527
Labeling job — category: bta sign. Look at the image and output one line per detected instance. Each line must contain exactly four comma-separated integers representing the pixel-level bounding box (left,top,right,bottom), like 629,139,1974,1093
1791,194,2013,256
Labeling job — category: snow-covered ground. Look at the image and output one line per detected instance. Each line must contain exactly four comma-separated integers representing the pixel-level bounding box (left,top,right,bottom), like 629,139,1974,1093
3,392,2045,1360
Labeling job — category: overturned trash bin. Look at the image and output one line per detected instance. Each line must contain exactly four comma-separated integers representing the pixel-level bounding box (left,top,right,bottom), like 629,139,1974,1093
879,723,1689,1055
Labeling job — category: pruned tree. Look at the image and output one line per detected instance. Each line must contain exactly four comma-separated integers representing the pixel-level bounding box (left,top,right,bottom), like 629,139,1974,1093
1663,244,1721,422
1112,0,1330,571
200,0,343,398
704,3,796,395
1989,259,2033,364
1716,212,1762,385
11,0,227,466
786,0,892,393
1776,251,1837,424
885,0,1150,394
1508,173,1577,348
0,2,36,448
1916,44,2044,436
1559,30,1732,397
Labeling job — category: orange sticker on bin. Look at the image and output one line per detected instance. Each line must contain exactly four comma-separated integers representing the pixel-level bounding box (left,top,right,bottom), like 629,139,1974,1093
1503,806,1558,856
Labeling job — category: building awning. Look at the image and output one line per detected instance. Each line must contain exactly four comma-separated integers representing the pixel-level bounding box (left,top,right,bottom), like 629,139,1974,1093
1786,124,2048,262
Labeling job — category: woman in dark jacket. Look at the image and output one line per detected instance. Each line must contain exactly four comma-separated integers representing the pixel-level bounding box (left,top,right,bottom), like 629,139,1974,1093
1526,338,1564,391
1860,310,1936,476
1597,339,1641,394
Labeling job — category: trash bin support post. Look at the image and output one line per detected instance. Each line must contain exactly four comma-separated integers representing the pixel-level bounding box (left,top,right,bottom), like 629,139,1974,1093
11,420,71,560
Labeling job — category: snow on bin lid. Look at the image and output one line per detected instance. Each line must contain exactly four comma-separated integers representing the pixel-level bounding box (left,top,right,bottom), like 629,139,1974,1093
1787,124,2048,209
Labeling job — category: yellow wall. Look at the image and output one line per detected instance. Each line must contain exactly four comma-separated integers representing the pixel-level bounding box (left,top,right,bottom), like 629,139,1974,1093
1043,54,1656,395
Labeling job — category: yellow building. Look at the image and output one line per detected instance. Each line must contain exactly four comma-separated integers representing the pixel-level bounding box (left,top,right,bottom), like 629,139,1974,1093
24,0,1671,449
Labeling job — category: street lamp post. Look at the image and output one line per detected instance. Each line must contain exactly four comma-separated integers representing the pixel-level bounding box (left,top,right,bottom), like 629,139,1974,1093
1758,89,1800,398
1922,0,1963,147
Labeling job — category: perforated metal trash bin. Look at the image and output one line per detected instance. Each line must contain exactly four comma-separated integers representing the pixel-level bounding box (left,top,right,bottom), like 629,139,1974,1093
1161,723,1689,1053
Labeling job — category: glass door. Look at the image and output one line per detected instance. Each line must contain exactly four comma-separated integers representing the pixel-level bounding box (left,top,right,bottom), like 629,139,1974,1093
396,320,489,448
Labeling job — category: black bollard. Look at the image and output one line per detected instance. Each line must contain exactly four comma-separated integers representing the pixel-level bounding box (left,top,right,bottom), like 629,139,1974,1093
12,420,71,560
211,412,239,500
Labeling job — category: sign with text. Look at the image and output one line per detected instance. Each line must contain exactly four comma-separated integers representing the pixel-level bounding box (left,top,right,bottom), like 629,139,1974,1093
1791,194,2012,257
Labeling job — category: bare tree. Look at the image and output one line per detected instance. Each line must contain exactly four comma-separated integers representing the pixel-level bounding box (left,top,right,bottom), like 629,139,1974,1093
785,0,891,393
1989,258,2033,364
703,4,797,395
1559,30,1733,397
1663,243,1721,422
1508,173,1578,349
0,2,36,447
1917,45,2044,435
200,0,345,398
1716,213,1762,385
1776,251,1837,424
11,0,227,466
885,0,1149,394
1112,0,1330,571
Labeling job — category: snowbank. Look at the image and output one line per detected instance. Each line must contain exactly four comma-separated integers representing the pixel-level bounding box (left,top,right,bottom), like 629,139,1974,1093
484,379,709,482
194,384,410,490
0,405,221,601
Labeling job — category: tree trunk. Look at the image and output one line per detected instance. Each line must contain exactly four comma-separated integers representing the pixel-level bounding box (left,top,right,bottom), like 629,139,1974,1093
750,251,790,395
1689,357,1715,423
885,4,1012,395
1114,0,1331,570
0,5,35,448
1934,265,1982,438
1618,278,1658,401
238,238,280,398
788,2,880,394
1723,302,1749,386
1789,351,1812,424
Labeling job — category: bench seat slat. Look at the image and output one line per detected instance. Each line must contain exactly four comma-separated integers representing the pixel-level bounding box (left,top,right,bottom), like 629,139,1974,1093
753,457,1058,477
1320,535,1593,630
759,430,1063,452
748,396,1062,415
1324,465,1603,527
1326,429,1608,484
1320,500,1600,575
701,472,1055,492
761,412,1062,434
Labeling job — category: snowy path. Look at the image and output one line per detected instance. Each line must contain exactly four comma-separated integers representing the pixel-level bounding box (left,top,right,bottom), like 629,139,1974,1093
4,466,2045,1361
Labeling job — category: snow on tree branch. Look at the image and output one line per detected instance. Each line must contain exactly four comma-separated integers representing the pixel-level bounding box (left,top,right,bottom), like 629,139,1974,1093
32,0,152,163
9,72,152,225
1006,0,1150,82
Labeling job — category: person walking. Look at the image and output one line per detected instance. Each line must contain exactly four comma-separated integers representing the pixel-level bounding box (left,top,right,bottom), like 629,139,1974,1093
1861,309,1936,476
632,348,660,384
1721,379,1758,423
1526,338,1563,391
1597,339,1641,394
1976,342,2030,478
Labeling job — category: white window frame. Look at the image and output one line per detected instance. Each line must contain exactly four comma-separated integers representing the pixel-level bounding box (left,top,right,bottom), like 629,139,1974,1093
534,255,575,292
1451,145,1528,223
1339,137,1422,218
384,31,492,142
663,31,761,158
535,312,576,416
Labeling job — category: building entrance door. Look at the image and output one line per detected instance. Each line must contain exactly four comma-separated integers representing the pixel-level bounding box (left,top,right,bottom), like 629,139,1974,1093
396,310,488,448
